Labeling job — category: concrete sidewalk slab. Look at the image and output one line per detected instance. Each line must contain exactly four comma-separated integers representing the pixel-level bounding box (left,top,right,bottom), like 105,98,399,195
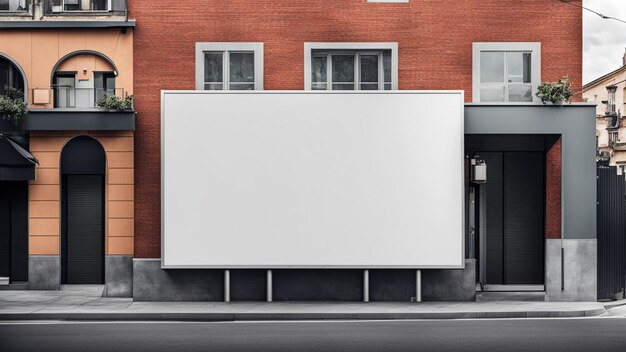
0,286,606,321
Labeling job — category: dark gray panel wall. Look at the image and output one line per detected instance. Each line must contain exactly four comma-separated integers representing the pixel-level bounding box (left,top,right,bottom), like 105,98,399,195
465,104,596,240
273,270,363,301
231,270,266,301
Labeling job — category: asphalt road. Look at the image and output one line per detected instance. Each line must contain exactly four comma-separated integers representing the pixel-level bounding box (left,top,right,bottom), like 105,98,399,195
1,317,626,352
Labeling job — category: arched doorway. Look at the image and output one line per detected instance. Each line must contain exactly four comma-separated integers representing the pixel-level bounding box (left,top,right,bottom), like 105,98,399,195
61,136,106,284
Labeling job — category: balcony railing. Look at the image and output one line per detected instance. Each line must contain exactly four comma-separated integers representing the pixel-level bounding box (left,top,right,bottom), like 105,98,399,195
47,87,124,109
43,0,126,15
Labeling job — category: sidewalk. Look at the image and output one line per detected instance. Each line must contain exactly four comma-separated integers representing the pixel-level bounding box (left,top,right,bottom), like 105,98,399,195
0,285,612,321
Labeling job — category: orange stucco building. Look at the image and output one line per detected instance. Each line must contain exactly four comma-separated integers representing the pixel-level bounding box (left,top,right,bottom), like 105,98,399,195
0,2,135,296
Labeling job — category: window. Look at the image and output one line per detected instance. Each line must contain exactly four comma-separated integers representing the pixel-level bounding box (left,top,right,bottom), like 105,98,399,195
305,43,398,91
0,0,27,11
195,43,263,90
311,51,392,91
61,0,109,11
94,72,116,102
473,43,541,103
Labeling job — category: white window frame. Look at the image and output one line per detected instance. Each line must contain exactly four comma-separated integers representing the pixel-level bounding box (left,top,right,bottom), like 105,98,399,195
195,42,264,91
472,42,541,103
62,0,111,12
304,42,398,91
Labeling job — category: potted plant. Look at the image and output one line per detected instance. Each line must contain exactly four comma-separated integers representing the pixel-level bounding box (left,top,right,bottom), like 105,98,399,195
96,94,134,110
0,85,28,126
535,76,573,105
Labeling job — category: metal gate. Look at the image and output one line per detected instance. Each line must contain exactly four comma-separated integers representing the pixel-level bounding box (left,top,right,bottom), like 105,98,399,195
597,164,626,300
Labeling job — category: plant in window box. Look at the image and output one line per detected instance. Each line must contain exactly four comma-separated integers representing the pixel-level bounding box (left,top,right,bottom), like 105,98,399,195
535,76,573,105
96,94,134,110
0,85,28,127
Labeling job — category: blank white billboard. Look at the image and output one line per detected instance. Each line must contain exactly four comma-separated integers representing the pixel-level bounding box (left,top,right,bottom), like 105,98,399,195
162,91,464,268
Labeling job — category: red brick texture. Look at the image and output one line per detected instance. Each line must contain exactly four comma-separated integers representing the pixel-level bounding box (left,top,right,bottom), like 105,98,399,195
129,0,581,257
545,137,562,239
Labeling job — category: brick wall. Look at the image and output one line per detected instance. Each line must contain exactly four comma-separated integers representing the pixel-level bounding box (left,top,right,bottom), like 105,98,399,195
130,0,581,258
28,131,135,256
545,137,562,239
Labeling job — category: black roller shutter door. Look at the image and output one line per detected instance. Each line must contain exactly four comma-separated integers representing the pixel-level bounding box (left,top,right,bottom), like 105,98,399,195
503,153,544,285
64,175,104,284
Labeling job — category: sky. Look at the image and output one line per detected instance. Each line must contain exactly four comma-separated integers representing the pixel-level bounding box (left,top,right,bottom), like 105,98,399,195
583,0,626,84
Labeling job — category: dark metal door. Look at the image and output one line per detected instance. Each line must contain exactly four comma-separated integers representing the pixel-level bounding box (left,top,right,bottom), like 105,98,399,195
503,153,544,285
597,165,626,300
0,181,28,282
481,152,545,285
62,175,104,284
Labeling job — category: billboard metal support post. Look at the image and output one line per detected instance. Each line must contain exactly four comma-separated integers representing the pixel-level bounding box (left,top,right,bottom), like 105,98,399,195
266,269,273,302
363,269,369,302
224,269,230,302
416,270,422,302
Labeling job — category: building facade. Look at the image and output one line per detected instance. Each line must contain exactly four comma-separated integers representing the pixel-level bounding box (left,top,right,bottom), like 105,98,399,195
582,50,626,169
0,0,135,296
1,1,597,302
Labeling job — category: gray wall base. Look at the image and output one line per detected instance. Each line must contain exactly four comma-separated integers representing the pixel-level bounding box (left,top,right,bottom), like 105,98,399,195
104,255,133,298
422,259,476,301
133,259,476,302
28,255,60,290
546,239,597,302
133,259,224,301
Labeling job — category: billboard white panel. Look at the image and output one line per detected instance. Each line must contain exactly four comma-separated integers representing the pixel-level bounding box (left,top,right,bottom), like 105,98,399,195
162,91,464,268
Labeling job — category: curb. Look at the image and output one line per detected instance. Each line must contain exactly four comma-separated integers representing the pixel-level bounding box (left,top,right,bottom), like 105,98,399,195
604,299,626,310
0,308,606,321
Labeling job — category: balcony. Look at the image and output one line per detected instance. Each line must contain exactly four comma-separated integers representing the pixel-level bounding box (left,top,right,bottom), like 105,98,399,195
49,86,124,109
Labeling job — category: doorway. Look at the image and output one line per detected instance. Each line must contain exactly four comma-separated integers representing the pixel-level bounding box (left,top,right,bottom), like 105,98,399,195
476,152,545,289
0,181,28,283
61,136,106,284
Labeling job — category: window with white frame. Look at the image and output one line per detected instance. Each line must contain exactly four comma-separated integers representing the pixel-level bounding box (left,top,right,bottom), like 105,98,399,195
305,43,397,91
195,43,263,90
472,43,541,103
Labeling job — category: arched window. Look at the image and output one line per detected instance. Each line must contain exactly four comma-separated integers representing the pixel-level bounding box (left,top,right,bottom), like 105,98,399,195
52,51,119,108
0,55,25,97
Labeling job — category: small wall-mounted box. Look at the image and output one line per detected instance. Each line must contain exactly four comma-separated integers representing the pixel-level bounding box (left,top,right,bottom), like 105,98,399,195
32,89,50,105
471,159,487,184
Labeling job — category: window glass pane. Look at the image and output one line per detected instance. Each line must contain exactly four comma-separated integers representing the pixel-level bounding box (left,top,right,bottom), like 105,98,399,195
332,84,355,90
507,52,531,84
331,55,355,84
383,51,391,83
480,86,505,102
522,53,531,83
360,55,378,83
92,0,108,10
312,56,327,83
480,52,504,83
204,83,223,90
311,83,327,90
384,83,391,91
508,84,532,102
204,52,223,83
229,52,255,83
229,83,254,90
360,83,378,90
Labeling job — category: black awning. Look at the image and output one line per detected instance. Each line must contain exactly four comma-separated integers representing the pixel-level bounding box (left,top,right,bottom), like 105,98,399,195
0,135,38,181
